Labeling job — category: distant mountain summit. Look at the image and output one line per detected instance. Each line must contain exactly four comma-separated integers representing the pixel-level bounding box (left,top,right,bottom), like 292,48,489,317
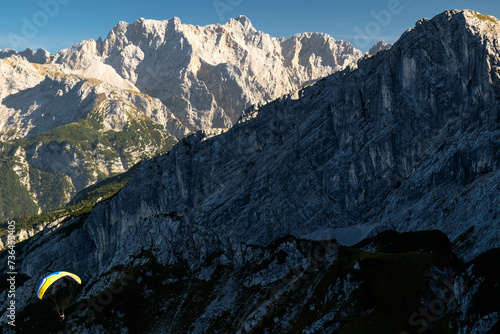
0,47,52,64
54,15,362,130
2,9,500,333
368,40,393,55
0,16,360,217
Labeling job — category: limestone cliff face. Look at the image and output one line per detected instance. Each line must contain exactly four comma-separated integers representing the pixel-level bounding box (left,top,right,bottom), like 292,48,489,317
1,9,500,333
67,9,499,264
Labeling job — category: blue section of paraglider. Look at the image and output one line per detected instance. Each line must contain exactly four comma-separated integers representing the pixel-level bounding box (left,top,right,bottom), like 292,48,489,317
36,271,64,299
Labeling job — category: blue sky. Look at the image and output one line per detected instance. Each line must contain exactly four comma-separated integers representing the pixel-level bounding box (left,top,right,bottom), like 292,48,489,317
1,0,499,54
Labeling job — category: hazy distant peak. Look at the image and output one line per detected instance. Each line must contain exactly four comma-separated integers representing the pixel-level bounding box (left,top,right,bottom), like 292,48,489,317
368,41,393,55
0,47,52,64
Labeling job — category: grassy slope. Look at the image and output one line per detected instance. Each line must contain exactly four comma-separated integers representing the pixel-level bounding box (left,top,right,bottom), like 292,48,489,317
0,160,142,235
0,107,176,220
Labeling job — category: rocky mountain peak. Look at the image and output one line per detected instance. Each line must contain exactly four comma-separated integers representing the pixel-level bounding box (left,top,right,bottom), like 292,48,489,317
233,14,254,30
462,9,500,36
368,40,392,55
77,15,362,131
411,9,499,37
0,47,52,64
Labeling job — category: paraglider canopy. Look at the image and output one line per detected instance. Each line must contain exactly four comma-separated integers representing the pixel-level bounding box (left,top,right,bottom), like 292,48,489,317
37,271,81,299
36,271,82,318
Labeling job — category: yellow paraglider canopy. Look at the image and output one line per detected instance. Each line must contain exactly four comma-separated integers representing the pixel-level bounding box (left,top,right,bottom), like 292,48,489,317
36,271,81,300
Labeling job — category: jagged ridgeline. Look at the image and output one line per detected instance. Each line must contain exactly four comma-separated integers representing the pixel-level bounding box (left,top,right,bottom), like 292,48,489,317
0,15,361,218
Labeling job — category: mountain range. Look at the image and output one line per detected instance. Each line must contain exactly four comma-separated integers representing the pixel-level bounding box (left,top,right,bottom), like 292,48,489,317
0,15,361,218
1,9,500,334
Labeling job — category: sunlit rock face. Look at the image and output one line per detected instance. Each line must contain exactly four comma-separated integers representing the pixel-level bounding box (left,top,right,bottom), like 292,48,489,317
54,15,362,131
